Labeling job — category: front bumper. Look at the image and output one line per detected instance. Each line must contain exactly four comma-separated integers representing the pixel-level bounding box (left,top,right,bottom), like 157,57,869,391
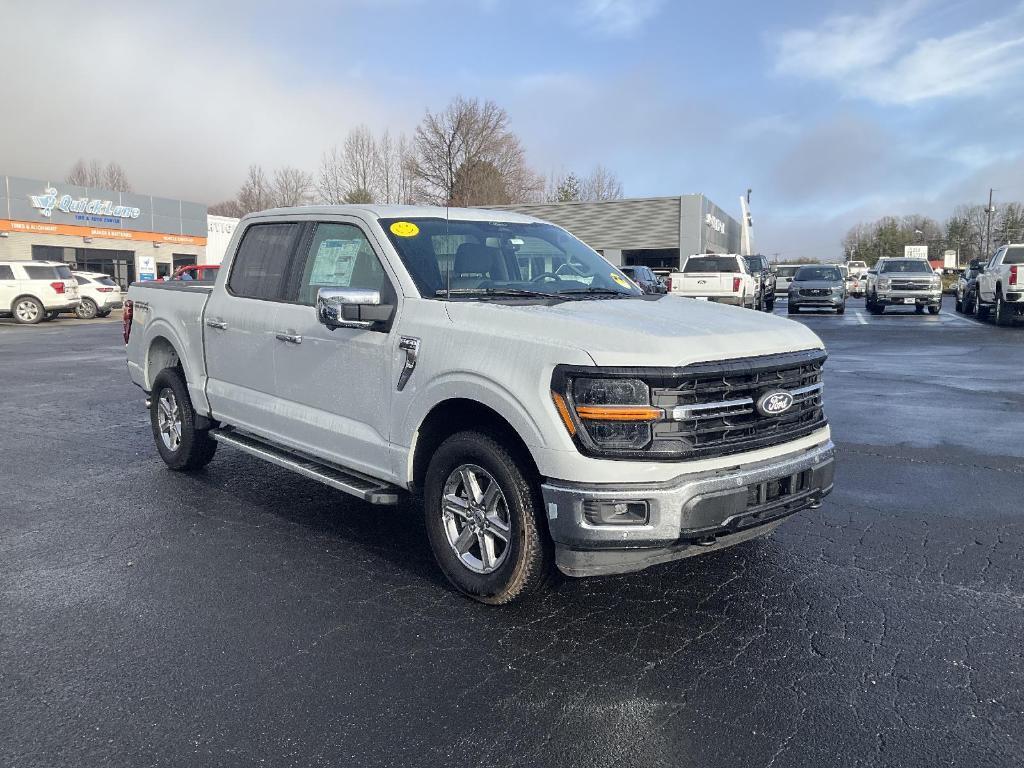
542,440,836,577
875,291,941,307
691,295,744,306
789,293,844,307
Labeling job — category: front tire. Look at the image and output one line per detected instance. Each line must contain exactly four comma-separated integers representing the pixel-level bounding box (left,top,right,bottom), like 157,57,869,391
150,368,218,471
928,305,940,315
424,431,553,604
75,298,98,319
836,304,846,315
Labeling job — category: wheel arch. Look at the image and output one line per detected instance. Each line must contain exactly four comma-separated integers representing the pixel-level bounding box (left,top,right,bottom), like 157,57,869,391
410,398,540,494
10,293,43,311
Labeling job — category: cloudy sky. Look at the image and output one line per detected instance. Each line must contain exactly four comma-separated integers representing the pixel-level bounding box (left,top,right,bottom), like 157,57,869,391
4,0,1024,258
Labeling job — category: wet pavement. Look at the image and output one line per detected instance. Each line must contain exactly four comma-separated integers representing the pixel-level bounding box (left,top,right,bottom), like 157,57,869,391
2,297,1022,767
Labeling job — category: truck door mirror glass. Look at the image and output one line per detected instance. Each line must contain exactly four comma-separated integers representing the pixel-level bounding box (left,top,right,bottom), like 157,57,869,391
316,287,390,330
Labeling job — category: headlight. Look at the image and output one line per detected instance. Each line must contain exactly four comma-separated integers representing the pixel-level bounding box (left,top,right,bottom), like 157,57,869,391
551,377,660,450
878,278,891,290
832,285,844,293
930,277,942,289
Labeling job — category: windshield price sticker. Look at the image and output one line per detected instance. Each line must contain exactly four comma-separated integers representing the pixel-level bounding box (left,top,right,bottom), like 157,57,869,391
390,221,420,237
611,272,630,288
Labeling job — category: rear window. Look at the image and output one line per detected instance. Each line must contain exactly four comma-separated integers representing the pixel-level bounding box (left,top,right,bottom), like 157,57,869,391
24,265,72,280
94,276,118,287
228,223,302,301
880,260,932,274
0,265,13,280
684,256,740,273
1004,247,1024,265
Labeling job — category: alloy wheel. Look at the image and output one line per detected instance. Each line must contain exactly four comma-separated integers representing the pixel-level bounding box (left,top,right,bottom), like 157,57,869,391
14,300,40,323
441,464,511,574
156,389,182,452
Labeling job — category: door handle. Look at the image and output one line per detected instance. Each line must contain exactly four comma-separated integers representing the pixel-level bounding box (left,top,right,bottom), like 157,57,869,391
275,331,302,344
206,318,228,330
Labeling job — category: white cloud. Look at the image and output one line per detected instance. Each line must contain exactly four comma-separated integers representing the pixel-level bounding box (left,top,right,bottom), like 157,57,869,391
574,0,664,37
773,1,1024,105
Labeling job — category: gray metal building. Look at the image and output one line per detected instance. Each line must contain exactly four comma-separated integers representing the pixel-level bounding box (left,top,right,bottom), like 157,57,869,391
498,194,741,271
0,174,208,287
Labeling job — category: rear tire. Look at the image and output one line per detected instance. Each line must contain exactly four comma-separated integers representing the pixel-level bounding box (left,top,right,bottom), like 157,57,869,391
994,292,1014,326
12,297,44,324
836,304,845,315
424,430,553,604
928,305,940,315
150,368,218,471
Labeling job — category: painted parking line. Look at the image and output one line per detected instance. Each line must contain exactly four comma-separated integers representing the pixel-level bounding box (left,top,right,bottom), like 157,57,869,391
854,311,868,325
940,311,990,328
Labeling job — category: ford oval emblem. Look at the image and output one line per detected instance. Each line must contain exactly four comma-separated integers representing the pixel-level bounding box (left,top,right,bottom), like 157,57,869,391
756,390,794,417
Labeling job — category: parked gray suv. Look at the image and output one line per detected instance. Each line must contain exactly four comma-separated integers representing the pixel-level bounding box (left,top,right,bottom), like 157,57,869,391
787,265,846,315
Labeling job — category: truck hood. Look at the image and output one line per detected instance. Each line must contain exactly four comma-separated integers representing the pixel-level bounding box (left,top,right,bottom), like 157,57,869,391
445,295,824,367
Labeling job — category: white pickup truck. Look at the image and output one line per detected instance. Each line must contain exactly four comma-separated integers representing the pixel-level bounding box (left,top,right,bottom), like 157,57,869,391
975,244,1024,326
124,205,835,604
664,254,758,308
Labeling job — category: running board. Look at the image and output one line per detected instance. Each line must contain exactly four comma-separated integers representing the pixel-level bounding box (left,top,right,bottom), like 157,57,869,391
210,429,400,505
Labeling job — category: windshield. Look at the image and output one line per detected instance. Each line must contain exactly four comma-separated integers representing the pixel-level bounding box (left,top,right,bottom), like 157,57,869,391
379,218,640,299
775,266,799,277
880,260,933,274
683,256,740,273
795,266,842,281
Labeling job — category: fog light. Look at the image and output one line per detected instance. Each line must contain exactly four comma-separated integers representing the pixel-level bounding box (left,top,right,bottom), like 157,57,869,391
583,500,649,526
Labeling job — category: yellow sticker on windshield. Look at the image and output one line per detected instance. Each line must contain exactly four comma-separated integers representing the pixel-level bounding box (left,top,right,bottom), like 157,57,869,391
390,221,420,238
611,272,630,288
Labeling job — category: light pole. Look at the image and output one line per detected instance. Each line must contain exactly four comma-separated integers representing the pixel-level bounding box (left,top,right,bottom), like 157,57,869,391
984,188,996,258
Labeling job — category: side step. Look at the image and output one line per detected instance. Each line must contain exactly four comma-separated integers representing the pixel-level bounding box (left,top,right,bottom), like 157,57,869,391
210,429,400,505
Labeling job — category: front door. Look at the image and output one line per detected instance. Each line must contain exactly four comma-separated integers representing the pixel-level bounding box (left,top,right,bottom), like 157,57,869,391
204,221,303,437
271,220,399,482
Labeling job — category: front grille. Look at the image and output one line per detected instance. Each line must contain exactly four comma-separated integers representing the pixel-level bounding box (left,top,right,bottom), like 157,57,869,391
892,279,931,291
648,349,827,460
799,288,832,297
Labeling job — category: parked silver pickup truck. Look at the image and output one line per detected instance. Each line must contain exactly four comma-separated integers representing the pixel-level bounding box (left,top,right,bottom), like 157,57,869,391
125,205,835,604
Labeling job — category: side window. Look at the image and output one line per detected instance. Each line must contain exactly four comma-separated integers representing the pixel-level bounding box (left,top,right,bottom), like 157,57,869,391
293,223,392,306
228,223,301,301
0,265,14,280
75,276,91,285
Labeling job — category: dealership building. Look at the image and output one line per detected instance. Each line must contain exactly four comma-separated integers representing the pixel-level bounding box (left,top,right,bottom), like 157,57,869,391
500,194,743,271
0,174,210,287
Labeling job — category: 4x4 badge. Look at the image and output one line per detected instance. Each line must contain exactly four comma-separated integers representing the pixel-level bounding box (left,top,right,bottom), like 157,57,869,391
756,390,794,416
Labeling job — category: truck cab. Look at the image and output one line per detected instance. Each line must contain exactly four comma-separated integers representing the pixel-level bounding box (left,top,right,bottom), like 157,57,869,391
125,205,835,604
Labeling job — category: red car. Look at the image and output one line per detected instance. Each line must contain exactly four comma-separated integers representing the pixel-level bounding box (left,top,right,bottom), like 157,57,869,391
165,264,220,282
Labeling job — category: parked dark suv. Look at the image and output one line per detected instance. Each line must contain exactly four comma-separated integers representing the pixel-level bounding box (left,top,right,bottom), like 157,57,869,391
742,254,775,311
620,265,667,294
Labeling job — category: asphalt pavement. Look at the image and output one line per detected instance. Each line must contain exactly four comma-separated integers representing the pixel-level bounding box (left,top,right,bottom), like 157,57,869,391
2,297,1022,767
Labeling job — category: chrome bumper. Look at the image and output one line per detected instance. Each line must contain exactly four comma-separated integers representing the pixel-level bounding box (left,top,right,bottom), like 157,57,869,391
542,440,836,577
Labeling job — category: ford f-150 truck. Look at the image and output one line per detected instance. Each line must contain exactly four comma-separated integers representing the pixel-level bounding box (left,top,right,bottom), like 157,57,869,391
664,254,758,308
865,257,942,315
124,205,835,604
975,244,1024,325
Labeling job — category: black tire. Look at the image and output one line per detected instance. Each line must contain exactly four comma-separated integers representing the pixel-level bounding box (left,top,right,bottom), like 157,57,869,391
96,309,111,318
149,368,218,471
787,304,798,315
423,430,553,604
75,298,98,320
994,292,1013,326
928,305,940,315
976,294,990,320
12,296,44,324
955,295,962,312
836,304,846,315
964,290,976,315
915,305,925,314
42,311,59,321
766,299,775,312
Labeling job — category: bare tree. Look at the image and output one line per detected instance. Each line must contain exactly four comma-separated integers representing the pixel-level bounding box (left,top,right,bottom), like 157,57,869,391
270,166,314,207
101,162,132,192
396,133,418,204
237,165,273,214
66,158,111,188
317,146,348,204
343,125,379,203
209,199,245,218
580,164,623,201
376,130,397,204
414,96,539,206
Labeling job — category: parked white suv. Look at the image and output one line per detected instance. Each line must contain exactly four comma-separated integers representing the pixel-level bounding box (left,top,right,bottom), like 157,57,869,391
125,205,835,604
71,271,124,319
0,260,80,324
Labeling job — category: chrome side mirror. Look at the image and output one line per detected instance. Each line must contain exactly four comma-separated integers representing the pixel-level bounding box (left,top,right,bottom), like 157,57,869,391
316,287,390,330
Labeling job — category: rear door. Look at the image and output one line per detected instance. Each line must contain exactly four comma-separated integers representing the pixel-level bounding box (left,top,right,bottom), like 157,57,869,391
204,221,303,436
269,219,399,480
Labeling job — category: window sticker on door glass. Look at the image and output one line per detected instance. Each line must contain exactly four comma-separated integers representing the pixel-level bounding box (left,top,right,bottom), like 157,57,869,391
311,238,362,287
389,221,419,237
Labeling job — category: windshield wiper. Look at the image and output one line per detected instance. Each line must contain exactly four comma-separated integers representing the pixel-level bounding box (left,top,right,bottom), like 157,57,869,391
434,288,559,299
555,286,630,297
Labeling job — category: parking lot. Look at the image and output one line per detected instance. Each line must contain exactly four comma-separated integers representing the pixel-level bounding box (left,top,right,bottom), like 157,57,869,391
2,296,1022,767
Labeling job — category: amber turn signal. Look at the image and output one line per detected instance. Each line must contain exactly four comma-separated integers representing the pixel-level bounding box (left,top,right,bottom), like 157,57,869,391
550,391,576,435
574,405,662,422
